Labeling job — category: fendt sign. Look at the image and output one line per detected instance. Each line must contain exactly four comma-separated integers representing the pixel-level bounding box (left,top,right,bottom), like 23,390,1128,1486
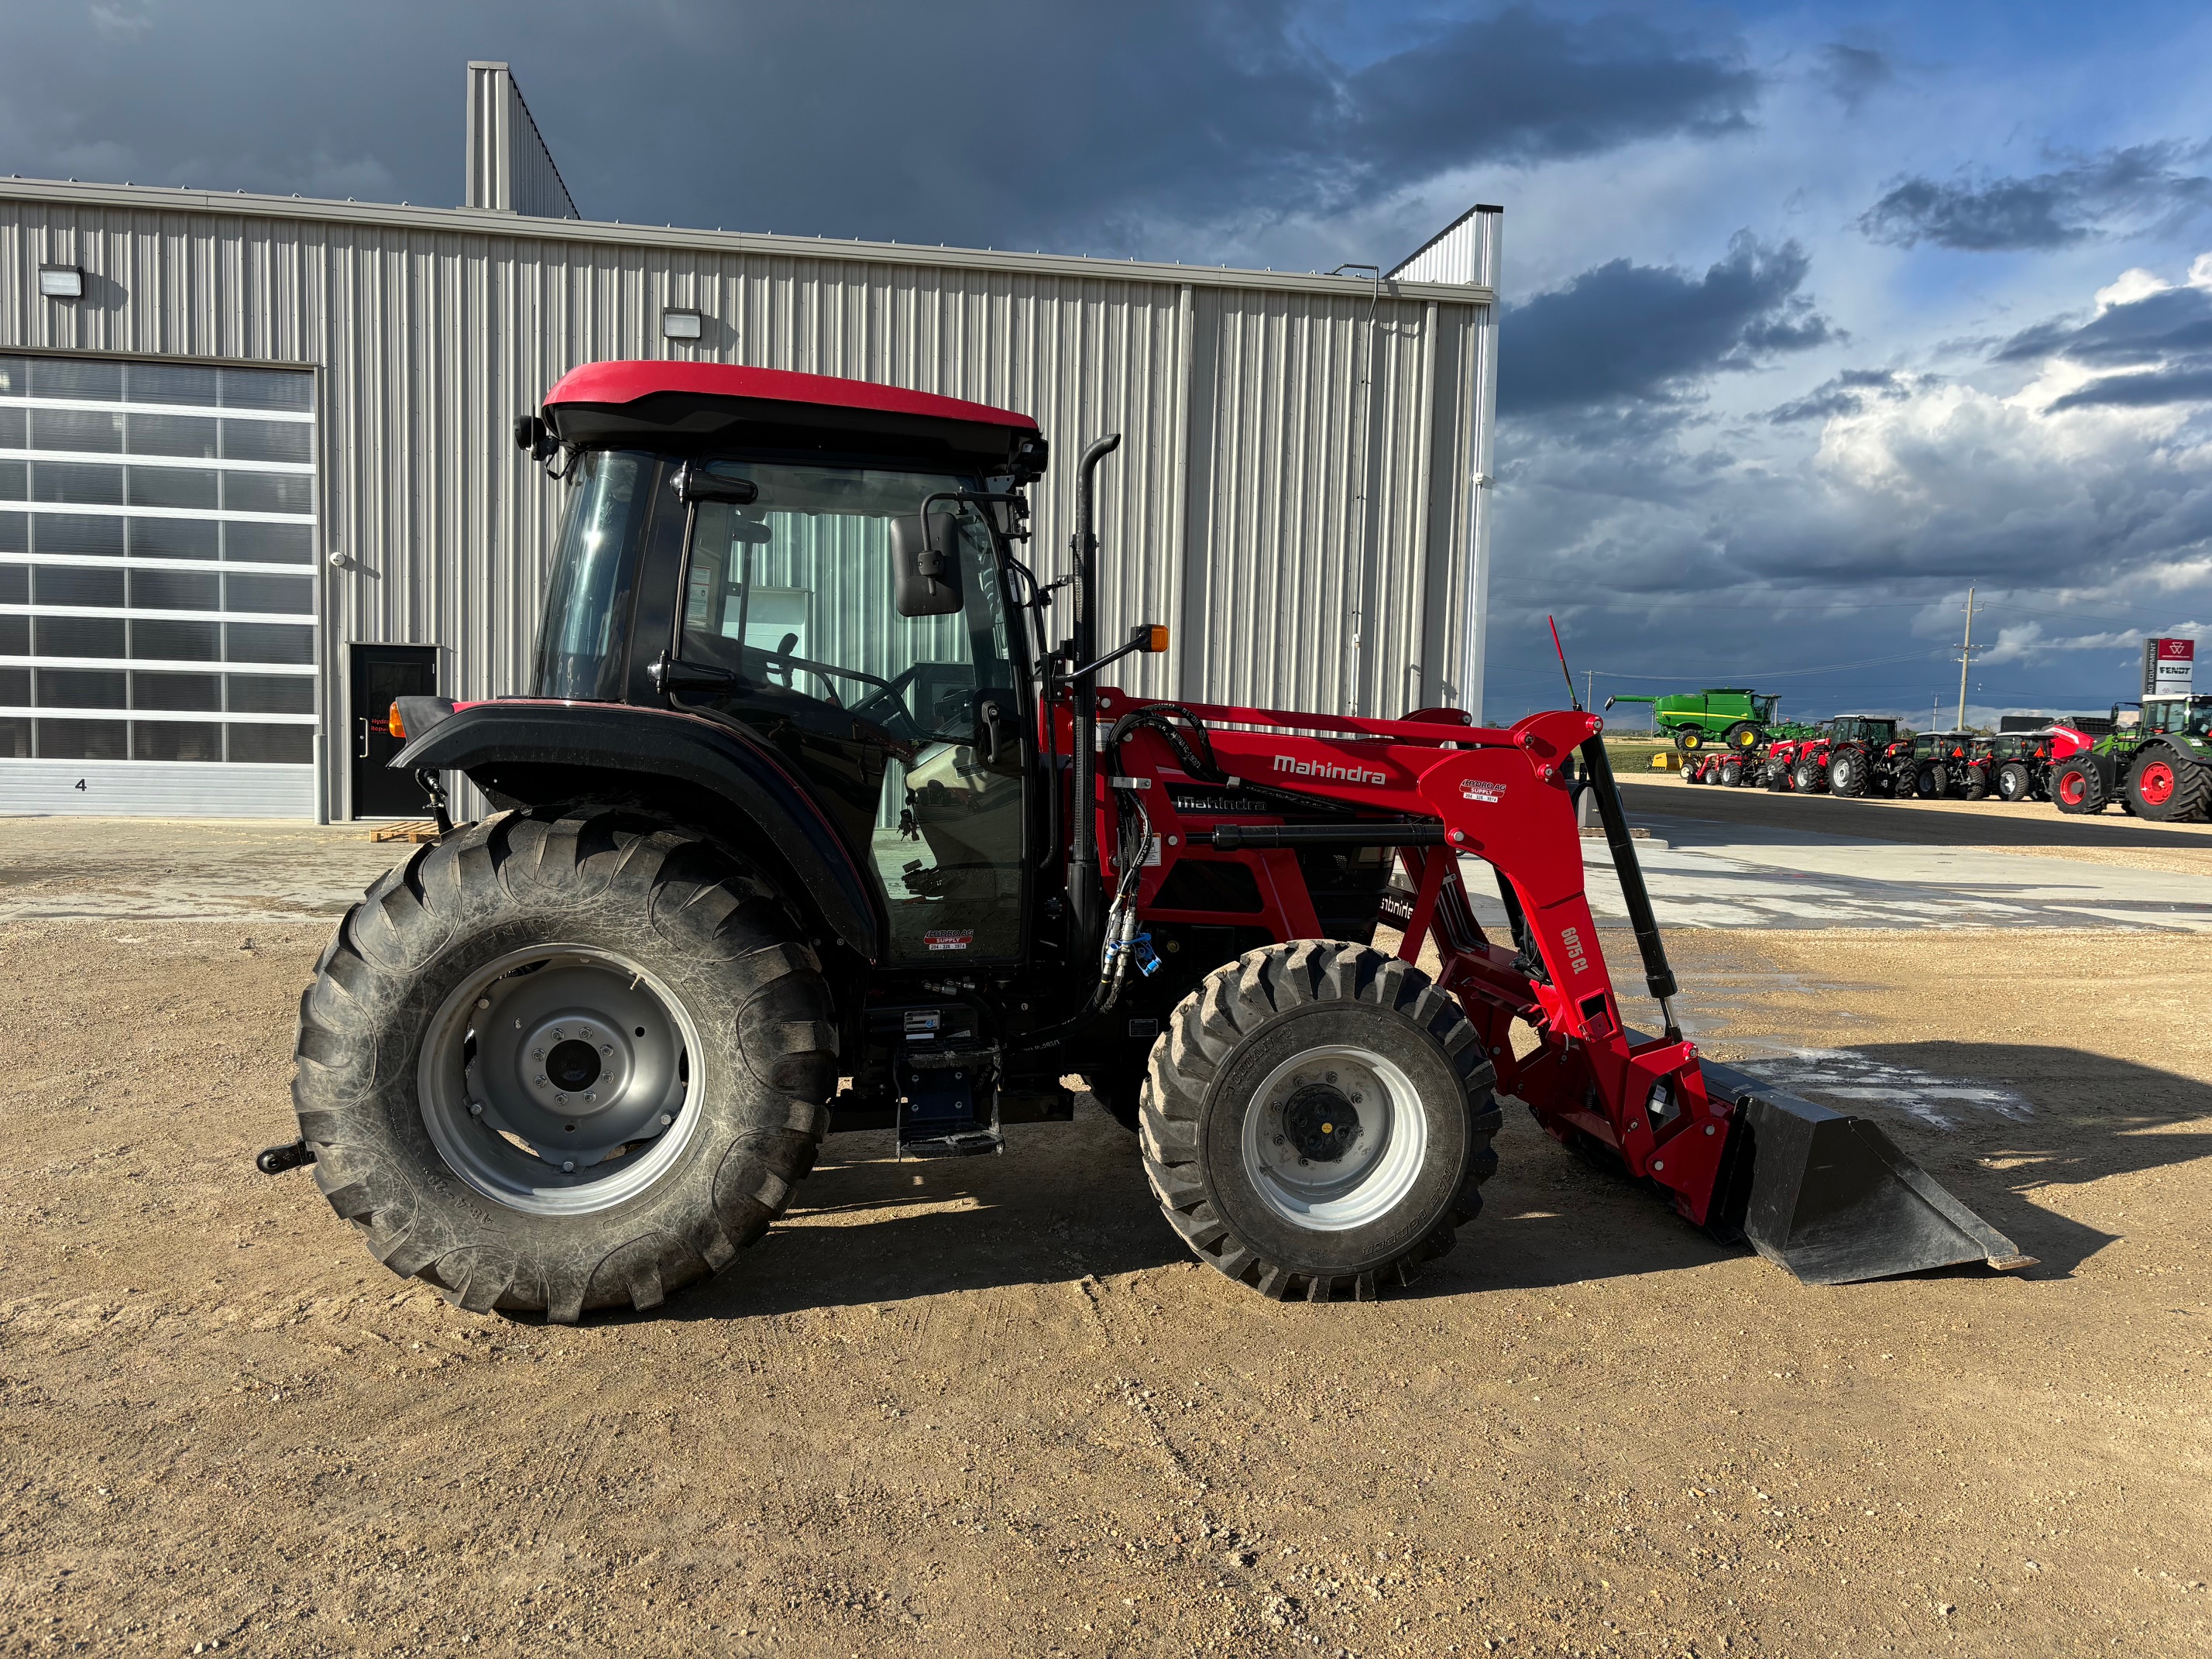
2145,637,2196,696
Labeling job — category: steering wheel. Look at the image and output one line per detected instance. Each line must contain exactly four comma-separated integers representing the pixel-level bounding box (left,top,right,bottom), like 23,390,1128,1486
848,662,931,740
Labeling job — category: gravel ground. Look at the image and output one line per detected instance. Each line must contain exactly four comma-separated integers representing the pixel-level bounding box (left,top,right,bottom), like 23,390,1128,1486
2,918,2205,1657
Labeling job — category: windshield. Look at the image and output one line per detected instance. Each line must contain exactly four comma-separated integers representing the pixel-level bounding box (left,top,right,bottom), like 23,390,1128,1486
534,451,670,701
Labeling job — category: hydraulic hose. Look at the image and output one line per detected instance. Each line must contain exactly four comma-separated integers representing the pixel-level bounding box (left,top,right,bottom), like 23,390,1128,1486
1065,432,1121,965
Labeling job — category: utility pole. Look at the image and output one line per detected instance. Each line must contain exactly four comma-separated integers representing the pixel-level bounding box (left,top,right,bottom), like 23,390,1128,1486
1956,586,1982,733
1585,669,1595,713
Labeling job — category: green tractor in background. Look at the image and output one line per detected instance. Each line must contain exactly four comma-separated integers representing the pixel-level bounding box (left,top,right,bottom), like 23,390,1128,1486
2049,695,2212,819
1605,688,1780,753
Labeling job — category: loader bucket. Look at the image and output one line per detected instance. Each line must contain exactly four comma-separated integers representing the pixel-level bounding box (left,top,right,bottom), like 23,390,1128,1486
1701,1059,2035,1286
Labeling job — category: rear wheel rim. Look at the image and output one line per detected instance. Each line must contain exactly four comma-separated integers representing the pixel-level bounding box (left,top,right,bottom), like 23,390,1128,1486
2059,771,2085,804
417,944,702,1217
1239,1044,1427,1233
2141,762,2175,805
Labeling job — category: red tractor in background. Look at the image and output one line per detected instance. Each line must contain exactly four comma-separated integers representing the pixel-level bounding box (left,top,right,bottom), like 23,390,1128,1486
256,361,2025,1321
1776,716,1908,797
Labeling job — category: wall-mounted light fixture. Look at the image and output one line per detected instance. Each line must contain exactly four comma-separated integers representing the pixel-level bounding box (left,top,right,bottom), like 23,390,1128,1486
38,264,84,300
661,308,703,341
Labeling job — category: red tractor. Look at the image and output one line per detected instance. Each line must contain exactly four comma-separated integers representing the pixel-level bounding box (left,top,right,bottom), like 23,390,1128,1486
257,362,2024,1319
1776,716,1906,796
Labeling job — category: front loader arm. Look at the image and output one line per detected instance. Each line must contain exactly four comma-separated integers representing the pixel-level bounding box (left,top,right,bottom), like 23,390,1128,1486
1093,695,2026,1279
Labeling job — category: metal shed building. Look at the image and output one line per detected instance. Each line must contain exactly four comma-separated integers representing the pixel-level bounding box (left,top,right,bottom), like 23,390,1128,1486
0,67,1499,820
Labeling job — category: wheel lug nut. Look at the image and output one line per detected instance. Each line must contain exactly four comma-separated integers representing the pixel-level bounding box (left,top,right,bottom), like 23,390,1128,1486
583,1093,596,1104
1273,1135,1285,1146
536,1075,548,1087
601,1044,613,1055
1325,1072,1337,1084
468,1102,484,1118
658,1114,672,1127
561,1160,575,1173
476,998,490,1011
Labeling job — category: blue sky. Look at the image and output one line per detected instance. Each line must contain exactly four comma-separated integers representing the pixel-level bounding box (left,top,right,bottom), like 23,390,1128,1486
6,1,2210,725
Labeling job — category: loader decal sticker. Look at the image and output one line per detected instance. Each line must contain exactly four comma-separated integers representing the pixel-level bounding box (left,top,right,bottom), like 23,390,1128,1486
922,930,974,952
1273,754,1388,787
1559,925,1591,975
1460,779,1507,804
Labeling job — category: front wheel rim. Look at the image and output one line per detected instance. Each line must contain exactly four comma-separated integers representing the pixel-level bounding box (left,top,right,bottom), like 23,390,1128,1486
417,944,704,1217
1240,1044,1428,1233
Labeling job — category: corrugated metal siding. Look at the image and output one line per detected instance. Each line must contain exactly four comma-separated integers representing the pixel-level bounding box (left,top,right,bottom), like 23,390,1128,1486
1,184,1494,818
1386,204,1502,288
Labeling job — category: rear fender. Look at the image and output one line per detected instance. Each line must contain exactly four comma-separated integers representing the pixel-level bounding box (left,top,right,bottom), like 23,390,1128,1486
394,700,884,961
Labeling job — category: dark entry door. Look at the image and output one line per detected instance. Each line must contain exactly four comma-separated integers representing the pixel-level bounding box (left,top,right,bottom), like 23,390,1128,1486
350,644,438,818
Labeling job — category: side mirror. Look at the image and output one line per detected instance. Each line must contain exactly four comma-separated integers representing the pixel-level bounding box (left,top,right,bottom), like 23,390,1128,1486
891,513,964,617
675,464,759,506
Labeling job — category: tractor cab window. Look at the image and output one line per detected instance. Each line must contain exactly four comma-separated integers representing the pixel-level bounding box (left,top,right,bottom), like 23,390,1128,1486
670,461,1025,963
535,450,669,702
2148,697,2212,737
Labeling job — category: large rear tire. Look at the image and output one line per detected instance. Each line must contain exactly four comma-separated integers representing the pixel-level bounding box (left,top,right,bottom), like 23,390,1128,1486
1996,761,2032,802
2127,747,2211,822
291,807,838,1321
1792,758,1824,792
1913,763,1948,799
2052,760,2104,814
1829,750,1869,797
1139,943,1499,1300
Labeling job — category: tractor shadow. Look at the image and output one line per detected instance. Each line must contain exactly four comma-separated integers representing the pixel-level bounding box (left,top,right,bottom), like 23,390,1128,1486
661,1043,2205,1320
665,1099,1183,1320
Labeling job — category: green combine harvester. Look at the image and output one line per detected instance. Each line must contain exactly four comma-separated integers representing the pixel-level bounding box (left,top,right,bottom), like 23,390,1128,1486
1604,688,1780,752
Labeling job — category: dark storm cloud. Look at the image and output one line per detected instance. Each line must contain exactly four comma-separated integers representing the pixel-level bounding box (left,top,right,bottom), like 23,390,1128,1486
0,2,1760,259
1499,233,1832,417
1998,283,2212,411
1856,142,2212,252
1766,367,1911,424
1813,43,1892,111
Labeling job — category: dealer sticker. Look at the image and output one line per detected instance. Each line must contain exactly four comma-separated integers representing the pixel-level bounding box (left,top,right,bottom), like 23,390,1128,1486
923,929,974,952
1460,779,1507,803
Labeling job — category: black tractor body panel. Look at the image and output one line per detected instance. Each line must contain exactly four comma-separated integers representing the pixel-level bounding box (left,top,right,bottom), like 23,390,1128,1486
393,699,884,961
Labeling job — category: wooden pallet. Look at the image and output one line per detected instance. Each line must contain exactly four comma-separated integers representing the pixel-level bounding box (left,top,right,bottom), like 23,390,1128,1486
368,820,441,844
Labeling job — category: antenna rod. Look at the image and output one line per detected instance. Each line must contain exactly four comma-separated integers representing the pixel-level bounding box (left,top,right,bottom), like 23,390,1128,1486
1547,616,1582,710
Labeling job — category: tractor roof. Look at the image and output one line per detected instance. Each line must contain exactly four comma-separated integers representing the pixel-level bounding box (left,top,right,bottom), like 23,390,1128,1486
541,361,1047,477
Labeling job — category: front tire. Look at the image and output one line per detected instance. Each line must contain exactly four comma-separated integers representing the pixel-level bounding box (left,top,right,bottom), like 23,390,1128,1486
1996,761,2032,802
1793,758,1824,792
1913,763,1949,799
1139,943,1499,1300
2052,761,2104,813
291,807,838,1321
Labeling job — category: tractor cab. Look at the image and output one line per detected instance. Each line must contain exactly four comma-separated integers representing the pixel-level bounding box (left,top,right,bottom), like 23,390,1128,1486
515,364,1055,968
2143,695,2212,740
1828,716,1897,747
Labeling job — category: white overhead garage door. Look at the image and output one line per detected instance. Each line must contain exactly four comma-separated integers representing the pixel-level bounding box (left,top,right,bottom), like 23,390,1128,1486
0,352,319,817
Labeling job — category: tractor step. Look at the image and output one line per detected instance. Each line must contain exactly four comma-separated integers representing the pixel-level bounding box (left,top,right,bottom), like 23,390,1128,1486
1701,1058,2033,1284
898,1127,1005,1159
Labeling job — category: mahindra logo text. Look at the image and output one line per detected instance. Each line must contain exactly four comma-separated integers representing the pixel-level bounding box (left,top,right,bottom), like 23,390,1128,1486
1274,754,1388,787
